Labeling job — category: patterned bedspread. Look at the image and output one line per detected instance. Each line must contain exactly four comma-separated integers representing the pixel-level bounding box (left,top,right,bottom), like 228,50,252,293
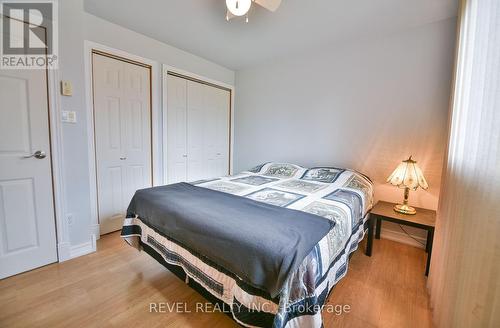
121,163,373,328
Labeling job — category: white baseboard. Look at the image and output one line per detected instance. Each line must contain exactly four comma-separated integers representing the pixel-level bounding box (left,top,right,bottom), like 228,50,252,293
380,228,426,249
90,223,100,240
68,235,97,259
57,242,72,262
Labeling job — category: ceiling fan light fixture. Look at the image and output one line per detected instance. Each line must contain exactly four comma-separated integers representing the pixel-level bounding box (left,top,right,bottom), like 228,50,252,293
226,0,252,16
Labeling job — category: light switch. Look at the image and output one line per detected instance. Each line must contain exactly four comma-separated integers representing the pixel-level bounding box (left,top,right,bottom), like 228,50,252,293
62,110,77,123
61,80,73,96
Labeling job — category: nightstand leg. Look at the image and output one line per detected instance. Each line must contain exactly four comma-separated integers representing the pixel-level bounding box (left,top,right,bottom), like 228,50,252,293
375,216,381,239
425,227,434,276
366,214,374,256
425,229,431,253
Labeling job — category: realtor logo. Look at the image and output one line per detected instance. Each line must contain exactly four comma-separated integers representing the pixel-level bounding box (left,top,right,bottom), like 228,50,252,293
1,1,58,69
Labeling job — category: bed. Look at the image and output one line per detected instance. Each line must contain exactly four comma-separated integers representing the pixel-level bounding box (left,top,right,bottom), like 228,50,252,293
121,162,374,328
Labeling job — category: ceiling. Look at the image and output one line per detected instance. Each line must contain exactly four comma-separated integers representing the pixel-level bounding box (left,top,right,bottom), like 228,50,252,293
83,0,458,70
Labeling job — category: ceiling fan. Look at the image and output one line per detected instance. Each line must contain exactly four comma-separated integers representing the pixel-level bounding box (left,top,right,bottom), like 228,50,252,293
225,0,282,22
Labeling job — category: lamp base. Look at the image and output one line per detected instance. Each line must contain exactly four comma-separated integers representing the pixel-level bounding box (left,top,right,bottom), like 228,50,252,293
393,203,417,215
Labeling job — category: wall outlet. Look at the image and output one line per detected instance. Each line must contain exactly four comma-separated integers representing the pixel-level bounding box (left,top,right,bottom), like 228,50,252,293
67,214,74,226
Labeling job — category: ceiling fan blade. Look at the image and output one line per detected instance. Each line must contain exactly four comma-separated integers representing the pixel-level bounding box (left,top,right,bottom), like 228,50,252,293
254,0,282,12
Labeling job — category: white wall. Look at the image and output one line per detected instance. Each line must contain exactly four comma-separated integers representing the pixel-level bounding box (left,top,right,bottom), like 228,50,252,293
59,0,91,247
58,0,234,247
234,19,456,242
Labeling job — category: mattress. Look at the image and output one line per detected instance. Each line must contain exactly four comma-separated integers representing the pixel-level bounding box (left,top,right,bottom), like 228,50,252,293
121,162,374,327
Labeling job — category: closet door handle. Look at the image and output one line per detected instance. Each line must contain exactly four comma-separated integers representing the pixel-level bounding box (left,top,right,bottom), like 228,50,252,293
182,154,187,158
120,157,127,160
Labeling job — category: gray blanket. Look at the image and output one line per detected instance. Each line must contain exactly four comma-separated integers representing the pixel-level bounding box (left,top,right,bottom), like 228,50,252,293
126,182,334,297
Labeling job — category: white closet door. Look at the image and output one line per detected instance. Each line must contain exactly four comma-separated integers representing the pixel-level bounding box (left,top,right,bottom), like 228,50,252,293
213,87,230,176
0,62,57,279
166,75,187,183
93,54,152,235
187,81,207,181
204,86,230,178
166,74,230,183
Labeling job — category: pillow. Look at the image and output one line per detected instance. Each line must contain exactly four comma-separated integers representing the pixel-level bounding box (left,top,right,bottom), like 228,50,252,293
247,162,305,179
300,167,345,183
247,162,269,173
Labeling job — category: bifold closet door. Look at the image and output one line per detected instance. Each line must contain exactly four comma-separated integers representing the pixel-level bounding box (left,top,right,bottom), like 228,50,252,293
93,53,152,235
166,75,188,183
166,75,230,183
186,81,205,180
201,83,230,178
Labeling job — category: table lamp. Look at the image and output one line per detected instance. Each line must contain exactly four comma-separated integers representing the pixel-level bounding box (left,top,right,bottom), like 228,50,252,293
386,156,428,215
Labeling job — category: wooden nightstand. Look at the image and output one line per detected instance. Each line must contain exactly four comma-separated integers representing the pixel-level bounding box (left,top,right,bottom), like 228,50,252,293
367,201,436,276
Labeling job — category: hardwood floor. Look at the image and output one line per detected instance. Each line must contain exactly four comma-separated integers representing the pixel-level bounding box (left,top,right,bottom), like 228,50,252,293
0,232,433,328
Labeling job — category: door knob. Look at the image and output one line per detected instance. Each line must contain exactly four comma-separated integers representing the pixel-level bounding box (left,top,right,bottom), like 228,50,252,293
120,157,127,160
24,150,46,159
182,154,187,158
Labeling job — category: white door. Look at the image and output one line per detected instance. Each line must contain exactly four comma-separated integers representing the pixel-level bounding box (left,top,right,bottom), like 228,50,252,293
186,81,206,181
0,39,57,277
93,53,152,235
166,74,231,183
204,86,230,178
166,75,187,183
